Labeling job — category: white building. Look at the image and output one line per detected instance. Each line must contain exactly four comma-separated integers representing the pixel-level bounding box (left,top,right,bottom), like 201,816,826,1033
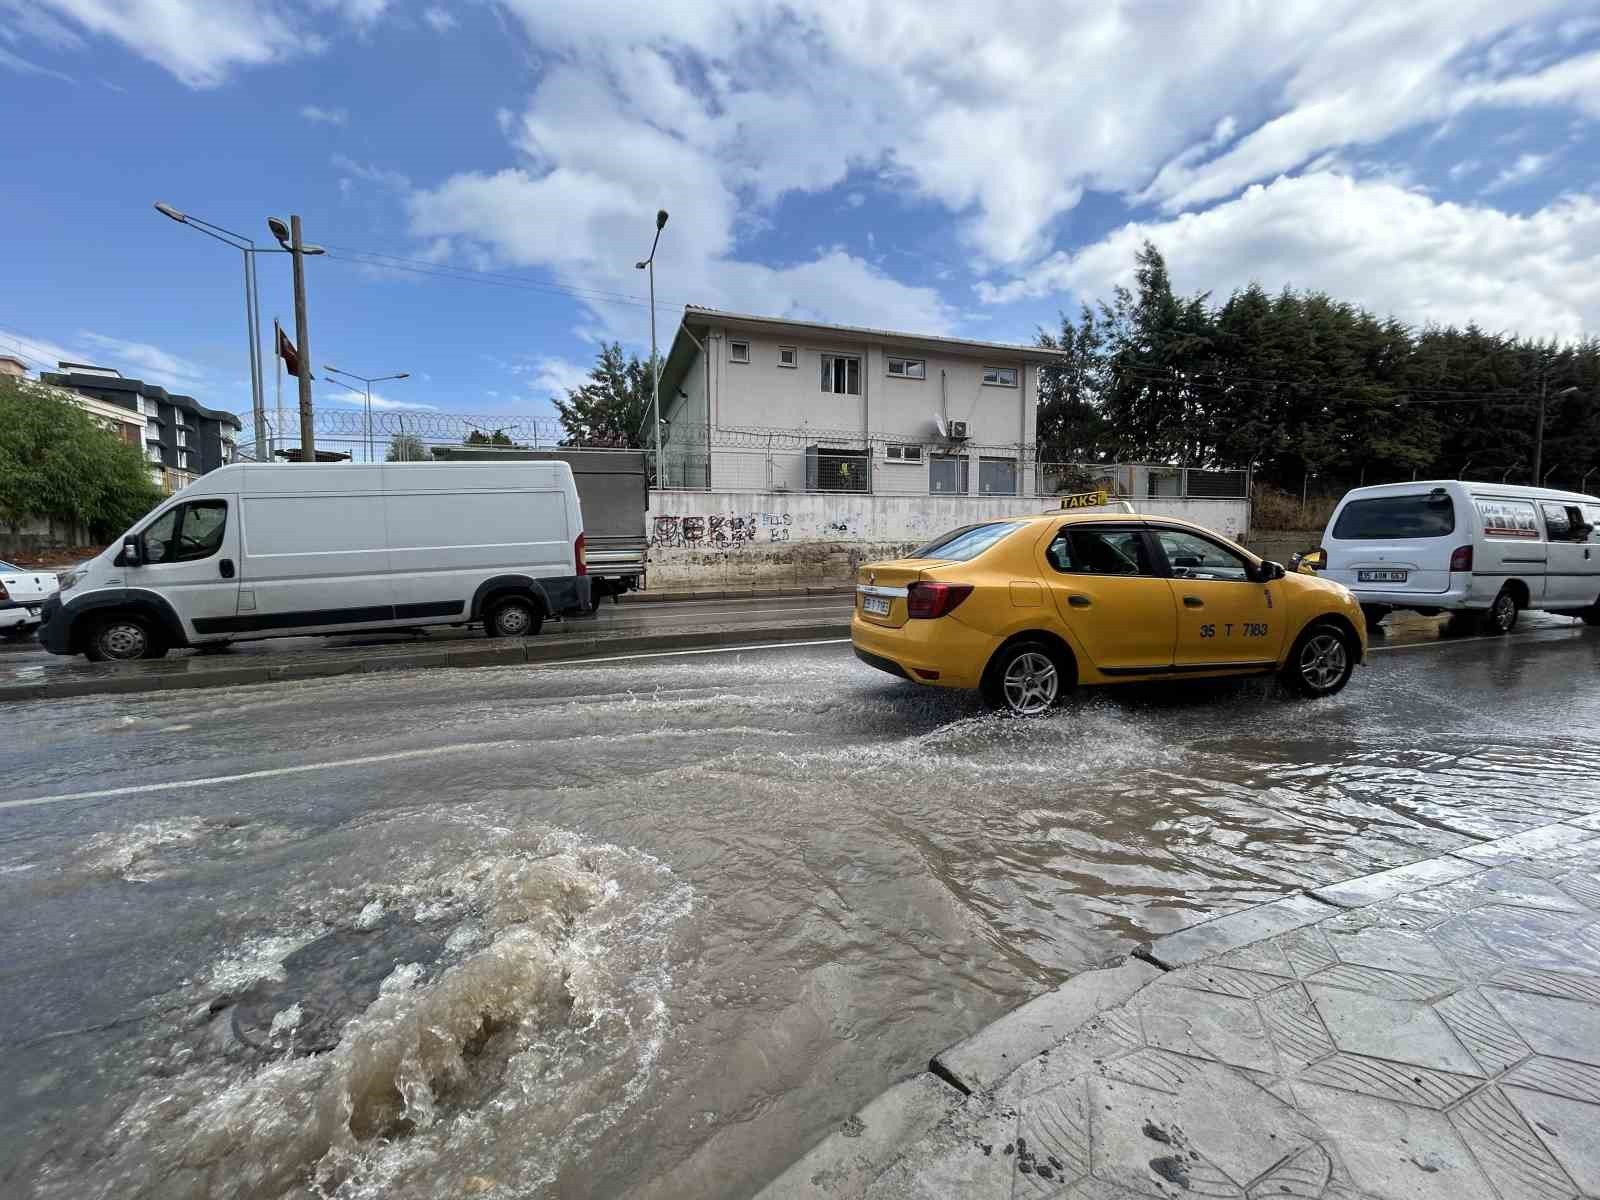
653,307,1068,497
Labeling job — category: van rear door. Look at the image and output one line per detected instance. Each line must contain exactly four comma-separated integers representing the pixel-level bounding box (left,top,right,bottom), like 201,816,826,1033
1324,490,1458,596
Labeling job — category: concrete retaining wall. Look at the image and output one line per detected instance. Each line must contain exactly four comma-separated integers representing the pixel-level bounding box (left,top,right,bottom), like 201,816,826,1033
644,491,1252,589
1,515,92,558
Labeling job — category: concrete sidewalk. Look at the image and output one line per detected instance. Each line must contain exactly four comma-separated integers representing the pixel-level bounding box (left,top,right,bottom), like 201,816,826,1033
762,817,1600,1199
0,608,853,702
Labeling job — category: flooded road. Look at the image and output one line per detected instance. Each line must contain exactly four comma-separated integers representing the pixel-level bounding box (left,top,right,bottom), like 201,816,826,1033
3,618,1599,1198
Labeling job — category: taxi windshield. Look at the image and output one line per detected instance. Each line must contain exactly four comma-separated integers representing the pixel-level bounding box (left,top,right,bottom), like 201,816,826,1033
909,521,1024,561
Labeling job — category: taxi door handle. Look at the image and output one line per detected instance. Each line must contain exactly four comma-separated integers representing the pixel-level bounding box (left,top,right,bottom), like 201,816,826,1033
1067,594,1092,608
1182,595,1204,608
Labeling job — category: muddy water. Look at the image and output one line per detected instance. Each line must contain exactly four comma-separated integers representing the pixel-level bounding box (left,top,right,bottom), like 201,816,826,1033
4,630,1600,1198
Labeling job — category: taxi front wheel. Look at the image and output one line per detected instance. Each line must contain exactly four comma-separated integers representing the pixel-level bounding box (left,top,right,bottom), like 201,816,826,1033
982,640,1073,716
1282,622,1357,699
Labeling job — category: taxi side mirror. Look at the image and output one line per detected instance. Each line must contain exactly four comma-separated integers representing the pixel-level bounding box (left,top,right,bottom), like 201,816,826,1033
1256,560,1287,582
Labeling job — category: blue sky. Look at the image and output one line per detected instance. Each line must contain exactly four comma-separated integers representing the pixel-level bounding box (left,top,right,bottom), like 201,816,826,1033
3,1,1599,446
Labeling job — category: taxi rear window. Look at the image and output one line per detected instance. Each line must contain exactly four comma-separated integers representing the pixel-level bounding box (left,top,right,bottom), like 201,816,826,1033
909,521,1024,561
1332,494,1455,540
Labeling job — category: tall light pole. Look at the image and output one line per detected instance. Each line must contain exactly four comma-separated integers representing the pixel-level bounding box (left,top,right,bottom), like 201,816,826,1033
635,208,669,486
154,203,271,458
325,364,409,462
268,215,325,460
1533,382,1580,484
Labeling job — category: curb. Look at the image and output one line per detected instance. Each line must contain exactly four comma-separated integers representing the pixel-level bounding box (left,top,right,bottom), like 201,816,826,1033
624,586,854,604
753,809,1600,1198
0,620,852,703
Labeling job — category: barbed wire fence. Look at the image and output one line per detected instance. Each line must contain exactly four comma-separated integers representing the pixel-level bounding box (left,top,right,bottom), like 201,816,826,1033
244,409,1250,501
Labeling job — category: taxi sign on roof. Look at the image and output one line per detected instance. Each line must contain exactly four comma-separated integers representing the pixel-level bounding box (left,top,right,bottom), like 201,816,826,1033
1060,489,1110,510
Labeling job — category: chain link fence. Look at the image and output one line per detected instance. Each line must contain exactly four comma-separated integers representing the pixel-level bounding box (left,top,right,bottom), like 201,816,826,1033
248,411,1249,500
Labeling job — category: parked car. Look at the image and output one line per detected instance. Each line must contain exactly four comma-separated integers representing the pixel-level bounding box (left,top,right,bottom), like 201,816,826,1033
40,460,589,661
1305,480,1600,633
0,559,59,640
852,513,1366,714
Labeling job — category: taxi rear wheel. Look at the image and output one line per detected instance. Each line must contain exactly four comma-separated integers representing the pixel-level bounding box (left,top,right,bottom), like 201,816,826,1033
1282,621,1355,699
982,640,1072,716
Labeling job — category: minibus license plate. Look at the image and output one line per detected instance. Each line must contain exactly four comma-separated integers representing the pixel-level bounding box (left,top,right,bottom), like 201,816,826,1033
863,595,891,616
1358,569,1407,583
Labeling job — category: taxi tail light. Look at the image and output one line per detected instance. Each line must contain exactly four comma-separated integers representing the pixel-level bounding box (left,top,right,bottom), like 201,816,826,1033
1449,545,1473,572
907,581,972,619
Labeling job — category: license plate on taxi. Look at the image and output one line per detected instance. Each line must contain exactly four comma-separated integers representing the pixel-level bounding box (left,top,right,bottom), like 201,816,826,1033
1357,569,1407,583
862,595,891,616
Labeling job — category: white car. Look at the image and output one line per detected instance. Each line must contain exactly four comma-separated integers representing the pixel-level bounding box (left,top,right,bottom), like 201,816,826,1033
0,559,59,639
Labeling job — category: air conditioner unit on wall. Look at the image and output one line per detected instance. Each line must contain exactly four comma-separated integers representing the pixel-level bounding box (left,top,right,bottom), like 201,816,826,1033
947,419,970,440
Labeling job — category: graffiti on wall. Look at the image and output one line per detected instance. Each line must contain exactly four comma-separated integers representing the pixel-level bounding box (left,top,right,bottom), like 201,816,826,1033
651,512,796,548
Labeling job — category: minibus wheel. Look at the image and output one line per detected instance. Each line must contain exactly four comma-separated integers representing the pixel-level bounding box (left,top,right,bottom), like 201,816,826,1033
1485,588,1519,635
84,614,168,662
485,595,542,638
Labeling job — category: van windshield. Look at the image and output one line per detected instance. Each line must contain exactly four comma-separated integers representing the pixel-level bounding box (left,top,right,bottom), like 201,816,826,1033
909,521,1024,561
1332,494,1456,540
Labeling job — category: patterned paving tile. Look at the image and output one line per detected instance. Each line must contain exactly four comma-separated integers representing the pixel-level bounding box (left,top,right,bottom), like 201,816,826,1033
1430,922,1508,979
1139,986,1278,1074
1245,1142,1333,1200
1213,940,1299,979
1328,927,1460,977
1460,869,1592,913
1306,985,1483,1076
1258,985,1337,1074
1306,962,1459,1002
1165,963,1291,1001
1280,927,1339,979
1295,1053,1481,1109
1490,965,1600,1005
1482,987,1600,1067
1555,871,1600,910
1448,1085,1576,1200
1503,1085,1600,1196
1098,1047,1212,1096
1433,987,1532,1075
1502,1056,1600,1105
1015,1080,1092,1195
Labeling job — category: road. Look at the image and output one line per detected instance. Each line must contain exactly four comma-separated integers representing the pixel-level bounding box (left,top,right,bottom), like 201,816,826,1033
3,614,1598,1199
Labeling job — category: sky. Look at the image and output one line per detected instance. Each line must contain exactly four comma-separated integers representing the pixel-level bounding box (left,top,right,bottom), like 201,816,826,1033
3,1,1599,445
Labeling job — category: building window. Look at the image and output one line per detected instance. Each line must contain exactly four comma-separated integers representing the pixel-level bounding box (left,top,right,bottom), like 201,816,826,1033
820,354,861,395
146,445,162,464
886,357,926,380
777,346,797,368
177,430,188,448
885,444,924,463
930,453,968,494
729,339,750,364
979,456,1018,495
983,365,1019,388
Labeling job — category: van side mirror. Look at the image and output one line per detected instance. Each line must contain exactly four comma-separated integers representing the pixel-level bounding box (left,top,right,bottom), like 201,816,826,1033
1298,548,1327,572
117,536,143,568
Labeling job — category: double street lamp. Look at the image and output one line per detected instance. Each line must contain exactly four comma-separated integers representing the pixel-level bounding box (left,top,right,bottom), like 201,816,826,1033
154,203,323,461
324,364,409,462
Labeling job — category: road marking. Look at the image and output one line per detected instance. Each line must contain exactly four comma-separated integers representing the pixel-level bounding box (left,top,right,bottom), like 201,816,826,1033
0,741,509,812
1368,627,1586,654
537,637,853,669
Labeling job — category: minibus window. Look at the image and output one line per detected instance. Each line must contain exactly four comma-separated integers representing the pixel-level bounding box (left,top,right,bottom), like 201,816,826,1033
1331,494,1456,539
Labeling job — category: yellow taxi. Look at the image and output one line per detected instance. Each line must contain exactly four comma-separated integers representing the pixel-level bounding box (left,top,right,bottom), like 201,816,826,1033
851,511,1366,714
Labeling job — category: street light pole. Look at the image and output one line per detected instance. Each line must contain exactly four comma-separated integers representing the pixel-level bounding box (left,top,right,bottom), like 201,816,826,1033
325,365,409,462
154,202,270,458
1533,382,1580,485
636,209,669,486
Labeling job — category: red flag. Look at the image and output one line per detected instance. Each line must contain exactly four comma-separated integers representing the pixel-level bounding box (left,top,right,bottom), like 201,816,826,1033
277,324,312,380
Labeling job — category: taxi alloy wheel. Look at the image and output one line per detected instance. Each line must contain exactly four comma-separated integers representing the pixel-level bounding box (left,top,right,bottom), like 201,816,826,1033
1284,622,1354,698
998,648,1060,715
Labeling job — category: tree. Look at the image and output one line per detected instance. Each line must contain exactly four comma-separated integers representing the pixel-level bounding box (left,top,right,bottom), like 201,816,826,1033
552,342,656,448
386,432,427,461
0,375,164,540
464,428,515,446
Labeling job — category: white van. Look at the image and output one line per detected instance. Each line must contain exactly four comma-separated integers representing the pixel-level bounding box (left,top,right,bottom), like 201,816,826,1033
40,460,589,661
1312,480,1600,633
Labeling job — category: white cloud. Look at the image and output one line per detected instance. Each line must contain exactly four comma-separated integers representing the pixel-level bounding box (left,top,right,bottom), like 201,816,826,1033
331,152,410,192
846,192,865,208
1482,151,1553,193
979,171,1600,342
302,104,350,124
300,103,347,125
78,331,208,389
17,0,387,87
528,355,592,400
422,6,455,33
0,44,74,81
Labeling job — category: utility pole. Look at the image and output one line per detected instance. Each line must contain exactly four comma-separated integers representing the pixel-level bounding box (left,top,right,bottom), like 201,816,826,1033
636,209,669,486
289,215,315,460
1533,373,1581,485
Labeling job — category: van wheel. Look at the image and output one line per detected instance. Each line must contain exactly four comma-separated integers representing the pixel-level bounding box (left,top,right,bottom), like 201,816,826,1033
84,614,167,662
1581,604,1600,627
485,596,542,638
1282,622,1356,698
1485,588,1519,635
982,640,1072,716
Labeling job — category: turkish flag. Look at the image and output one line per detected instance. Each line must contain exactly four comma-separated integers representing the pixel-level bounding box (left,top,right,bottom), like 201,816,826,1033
277,324,312,379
